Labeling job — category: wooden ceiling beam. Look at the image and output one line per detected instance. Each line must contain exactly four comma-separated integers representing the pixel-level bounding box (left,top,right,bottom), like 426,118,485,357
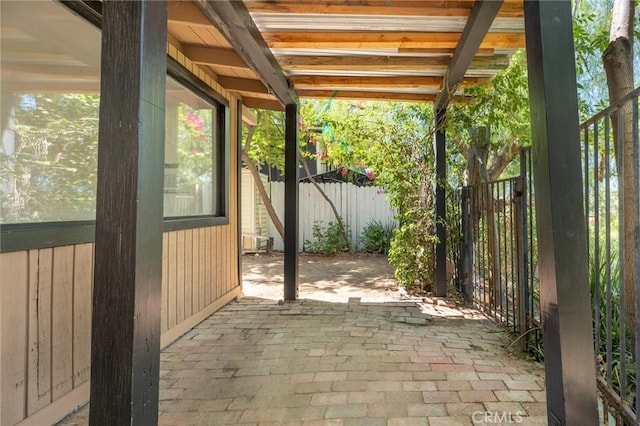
398,47,495,56
242,96,285,111
196,0,296,105
291,75,490,89
241,106,259,126
264,32,525,49
246,1,472,17
297,89,436,103
168,1,211,27
182,45,250,69
218,76,270,94
245,1,523,18
436,0,504,109
280,55,449,71
278,55,509,71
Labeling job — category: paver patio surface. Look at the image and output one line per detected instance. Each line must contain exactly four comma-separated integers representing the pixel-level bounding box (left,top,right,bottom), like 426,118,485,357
60,295,547,425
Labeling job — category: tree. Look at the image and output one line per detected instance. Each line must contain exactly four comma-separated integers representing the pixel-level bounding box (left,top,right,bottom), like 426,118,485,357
445,50,531,187
443,51,531,302
573,0,612,117
603,0,636,335
242,108,348,245
241,110,285,239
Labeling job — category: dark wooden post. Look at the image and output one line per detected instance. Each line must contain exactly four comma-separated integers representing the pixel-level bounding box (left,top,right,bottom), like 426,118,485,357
284,103,299,300
515,171,527,349
237,100,244,288
434,106,447,297
524,1,598,424
461,186,473,302
90,1,167,425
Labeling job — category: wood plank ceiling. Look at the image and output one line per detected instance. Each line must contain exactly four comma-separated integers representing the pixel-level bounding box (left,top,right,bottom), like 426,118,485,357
245,0,525,105
3,1,525,111
171,0,525,108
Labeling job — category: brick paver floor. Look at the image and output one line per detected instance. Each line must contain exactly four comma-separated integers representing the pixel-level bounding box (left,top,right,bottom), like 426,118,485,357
60,296,546,425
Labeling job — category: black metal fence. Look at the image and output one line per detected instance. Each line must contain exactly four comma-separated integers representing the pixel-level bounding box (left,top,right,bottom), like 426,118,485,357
453,88,640,424
452,150,540,353
581,87,640,424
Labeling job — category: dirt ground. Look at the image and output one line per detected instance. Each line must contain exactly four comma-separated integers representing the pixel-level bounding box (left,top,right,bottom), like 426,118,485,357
242,252,403,303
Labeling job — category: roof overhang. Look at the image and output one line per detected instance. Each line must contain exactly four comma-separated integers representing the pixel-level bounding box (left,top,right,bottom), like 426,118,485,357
3,0,525,110
168,0,527,109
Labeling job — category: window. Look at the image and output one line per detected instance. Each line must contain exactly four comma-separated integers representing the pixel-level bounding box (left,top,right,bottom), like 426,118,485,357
0,0,101,224
164,77,225,219
0,0,230,251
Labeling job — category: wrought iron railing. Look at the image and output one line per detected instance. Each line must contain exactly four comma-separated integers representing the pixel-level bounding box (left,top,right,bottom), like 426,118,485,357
581,87,640,425
454,88,640,424
453,149,540,353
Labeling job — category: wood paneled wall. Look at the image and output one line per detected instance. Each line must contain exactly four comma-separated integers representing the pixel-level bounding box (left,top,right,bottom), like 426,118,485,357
1,245,95,424
1,223,239,425
161,226,237,333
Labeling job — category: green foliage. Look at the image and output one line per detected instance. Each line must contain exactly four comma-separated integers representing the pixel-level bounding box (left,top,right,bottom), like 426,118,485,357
295,52,536,291
589,243,636,407
444,50,531,185
389,220,438,292
245,110,286,171
572,0,640,118
300,99,391,174
519,242,637,406
448,50,530,145
304,219,351,255
572,0,613,117
360,220,395,254
299,100,440,290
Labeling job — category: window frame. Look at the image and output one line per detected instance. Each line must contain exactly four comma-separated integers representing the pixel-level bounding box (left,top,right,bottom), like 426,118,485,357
0,1,231,253
164,56,230,231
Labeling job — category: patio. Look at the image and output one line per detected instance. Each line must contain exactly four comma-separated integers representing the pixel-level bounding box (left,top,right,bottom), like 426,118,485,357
60,256,546,425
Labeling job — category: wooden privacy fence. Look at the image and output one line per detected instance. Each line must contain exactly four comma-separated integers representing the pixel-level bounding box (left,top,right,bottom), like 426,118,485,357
267,182,396,252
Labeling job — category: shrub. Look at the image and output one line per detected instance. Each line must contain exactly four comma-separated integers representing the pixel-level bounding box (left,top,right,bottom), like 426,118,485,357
588,244,636,408
305,219,351,255
361,220,396,254
389,220,437,292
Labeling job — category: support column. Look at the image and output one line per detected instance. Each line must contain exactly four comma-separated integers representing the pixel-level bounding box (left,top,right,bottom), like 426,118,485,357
434,106,447,297
524,1,598,424
461,186,473,302
284,103,299,300
237,100,243,291
90,2,167,425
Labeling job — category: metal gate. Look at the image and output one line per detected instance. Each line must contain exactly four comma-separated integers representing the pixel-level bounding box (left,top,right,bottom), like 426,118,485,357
453,88,640,423
453,150,540,353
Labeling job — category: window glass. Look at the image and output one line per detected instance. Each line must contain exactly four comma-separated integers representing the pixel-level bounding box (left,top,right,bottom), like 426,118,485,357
0,1,225,226
0,1,101,223
164,78,220,217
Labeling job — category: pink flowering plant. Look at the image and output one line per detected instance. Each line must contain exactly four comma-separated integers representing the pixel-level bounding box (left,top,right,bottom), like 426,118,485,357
176,105,213,187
